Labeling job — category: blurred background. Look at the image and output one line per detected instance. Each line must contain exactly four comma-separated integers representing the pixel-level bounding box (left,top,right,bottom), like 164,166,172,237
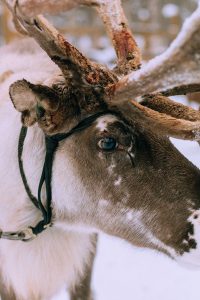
0,1,200,299
0,0,199,59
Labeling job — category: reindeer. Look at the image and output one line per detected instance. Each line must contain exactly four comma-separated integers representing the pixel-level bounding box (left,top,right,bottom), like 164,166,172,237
0,0,200,299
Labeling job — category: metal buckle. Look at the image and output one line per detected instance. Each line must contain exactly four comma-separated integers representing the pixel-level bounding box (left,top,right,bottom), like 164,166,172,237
43,223,52,229
0,227,36,242
21,227,37,241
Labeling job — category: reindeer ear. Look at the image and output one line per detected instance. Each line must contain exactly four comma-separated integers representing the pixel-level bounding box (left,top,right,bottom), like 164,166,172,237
9,79,59,127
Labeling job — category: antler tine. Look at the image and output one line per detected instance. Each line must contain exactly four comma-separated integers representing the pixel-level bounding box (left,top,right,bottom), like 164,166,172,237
110,4,200,102
3,0,116,87
121,100,200,141
95,0,142,75
141,95,200,122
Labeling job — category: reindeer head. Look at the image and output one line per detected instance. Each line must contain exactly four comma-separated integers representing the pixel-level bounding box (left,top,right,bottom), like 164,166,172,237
4,0,200,266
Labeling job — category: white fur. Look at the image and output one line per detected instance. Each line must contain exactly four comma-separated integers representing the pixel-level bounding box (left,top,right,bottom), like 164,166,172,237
114,176,122,186
0,40,93,299
107,162,116,175
95,115,118,132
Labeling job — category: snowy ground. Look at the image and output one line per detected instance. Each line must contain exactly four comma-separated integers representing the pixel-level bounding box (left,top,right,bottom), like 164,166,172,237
53,97,200,300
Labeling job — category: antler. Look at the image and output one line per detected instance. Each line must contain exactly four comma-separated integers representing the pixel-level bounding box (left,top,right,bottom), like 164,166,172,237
110,4,200,101
119,99,200,141
3,0,117,87
104,3,200,141
95,0,141,74
137,95,200,141
8,0,141,75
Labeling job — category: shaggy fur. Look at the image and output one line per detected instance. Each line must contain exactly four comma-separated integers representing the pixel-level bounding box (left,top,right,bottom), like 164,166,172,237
0,39,96,300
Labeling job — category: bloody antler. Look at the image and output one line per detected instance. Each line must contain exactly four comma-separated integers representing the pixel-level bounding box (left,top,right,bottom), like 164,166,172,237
95,0,141,74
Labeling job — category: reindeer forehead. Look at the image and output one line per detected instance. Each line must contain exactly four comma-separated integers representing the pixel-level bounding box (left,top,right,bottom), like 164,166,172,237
95,115,119,132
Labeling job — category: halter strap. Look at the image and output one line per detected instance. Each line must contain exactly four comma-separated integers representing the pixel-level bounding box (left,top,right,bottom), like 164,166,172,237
10,111,111,240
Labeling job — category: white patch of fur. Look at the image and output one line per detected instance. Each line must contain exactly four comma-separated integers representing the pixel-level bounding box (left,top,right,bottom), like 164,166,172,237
107,162,116,175
52,146,90,214
193,129,200,141
126,210,134,221
1,230,93,300
98,152,104,160
0,108,93,299
123,209,146,234
182,239,189,245
95,115,118,132
55,221,98,235
99,199,109,207
114,176,122,186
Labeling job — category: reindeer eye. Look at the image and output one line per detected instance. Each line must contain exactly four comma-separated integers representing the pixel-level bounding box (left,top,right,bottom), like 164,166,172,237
36,105,45,118
98,137,118,151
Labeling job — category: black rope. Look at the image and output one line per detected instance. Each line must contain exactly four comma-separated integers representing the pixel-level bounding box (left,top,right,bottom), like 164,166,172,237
18,126,39,209
52,111,113,142
18,111,112,236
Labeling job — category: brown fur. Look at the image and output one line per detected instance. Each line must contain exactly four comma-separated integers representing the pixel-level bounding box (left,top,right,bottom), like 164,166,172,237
63,114,200,254
70,234,98,300
0,270,17,300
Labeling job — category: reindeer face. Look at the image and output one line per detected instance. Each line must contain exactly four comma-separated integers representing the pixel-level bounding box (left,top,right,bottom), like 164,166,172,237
9,72,200,267
7,0,200,268
59,113,200,262
19,92,197,267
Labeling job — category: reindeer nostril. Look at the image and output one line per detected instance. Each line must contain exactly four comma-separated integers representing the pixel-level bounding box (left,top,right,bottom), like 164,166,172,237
188,224,194,235
188,238,197,249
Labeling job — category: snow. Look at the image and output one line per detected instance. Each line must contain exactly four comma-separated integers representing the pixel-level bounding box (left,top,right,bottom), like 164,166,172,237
93,235,200,300
162,4,179,18
138,9,150,21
